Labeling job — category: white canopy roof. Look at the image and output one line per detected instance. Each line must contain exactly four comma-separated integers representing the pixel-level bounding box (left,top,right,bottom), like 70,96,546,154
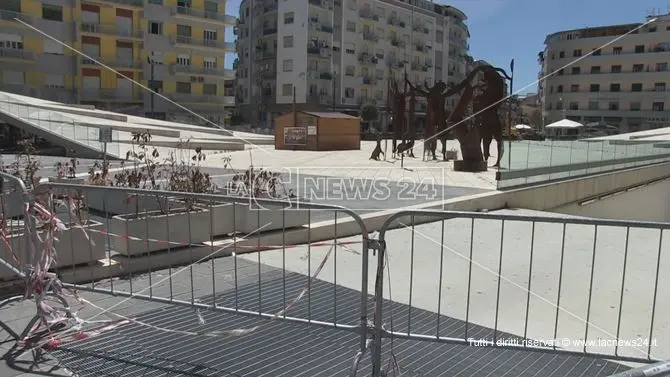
514,124,532,130
545,119,584,129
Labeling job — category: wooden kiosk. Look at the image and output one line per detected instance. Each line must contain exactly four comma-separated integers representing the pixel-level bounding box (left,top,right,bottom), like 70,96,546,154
274,111,361,151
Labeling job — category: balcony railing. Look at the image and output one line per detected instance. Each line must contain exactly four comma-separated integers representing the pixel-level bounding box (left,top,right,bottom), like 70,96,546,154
102,0,143,7
262,27,277,35
359,10,379,21
362,76,376,85
0,10,33,23
308,0,334,9
389,38,405,48
307,45,331,57
80,88,143,102
309,19,333,33
169,93,235,105
0,48,34,60
81,56,142,69
170,64,234,77
255,51,276,60
263,3,278,12
362,31,379,42
172,36,234,50
81,23,142,39
172,6,237,25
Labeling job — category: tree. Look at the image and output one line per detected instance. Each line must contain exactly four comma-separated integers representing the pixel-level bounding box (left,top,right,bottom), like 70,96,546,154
360,104,378,132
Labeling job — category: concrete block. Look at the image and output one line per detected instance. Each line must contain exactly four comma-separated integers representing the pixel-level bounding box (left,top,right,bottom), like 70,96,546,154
110,208,213,256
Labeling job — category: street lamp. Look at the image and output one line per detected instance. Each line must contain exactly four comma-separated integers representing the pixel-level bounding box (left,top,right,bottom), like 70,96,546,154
257,65,268,129
331,71,337,111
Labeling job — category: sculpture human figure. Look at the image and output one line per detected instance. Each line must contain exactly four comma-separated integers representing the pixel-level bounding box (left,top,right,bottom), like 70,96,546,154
442,80,482,163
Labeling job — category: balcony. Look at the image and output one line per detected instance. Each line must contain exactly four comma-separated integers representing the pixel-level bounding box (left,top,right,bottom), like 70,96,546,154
81,23,142,40
362,31,379,42
263,3,278,12
309,19,333,33
308,0,334,9
169,64,235,78
81,56,142,69
255,51,276,60
90,0,143,8
415,44,425,52
0,48,35,61
171,36,235,51
262,27,277,35
359,10,378,21
168,93,235,106
389,38,405,48
362,76,376,85
307,45,331,58
0,10,33,24
171,6,237,26
79,88,143,102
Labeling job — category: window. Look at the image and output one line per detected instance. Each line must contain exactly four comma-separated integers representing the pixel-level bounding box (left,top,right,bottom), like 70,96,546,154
589,84,599,92
631,83,642,92
42,4,63,21
571,67,580,75
592,48,601,56
283,12,294,24
203,83,217,95
148,21,163,35
611,65,621,73
43,39,64,55
176,82,191,93
345,65,355,76
203,29,217,40
610,83,620,92
613,46,622,54
557,85,563,93
283,36,293,48
634,45,644,53
590,66,601,74
608,101,619,111
346,21,356,32
203,57,216,69
344,87,355,98
572,49,581,57
555,101,563,110
282,83,293,96
656,63,668,72
654,83,666,92
569,102,578,110
632,64,643,72
570,84,579,92
204,0,218,13
588,101,598,110
630,102,641,111
282,59,293,72
559,51,564,58
177,24,192,36
435,30,443,42
557,69,564,76
176,54,191,66
652,102,665,111
45,74,64,88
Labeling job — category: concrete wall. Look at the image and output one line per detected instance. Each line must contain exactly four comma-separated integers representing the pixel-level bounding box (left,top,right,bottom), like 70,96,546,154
550,177,670,222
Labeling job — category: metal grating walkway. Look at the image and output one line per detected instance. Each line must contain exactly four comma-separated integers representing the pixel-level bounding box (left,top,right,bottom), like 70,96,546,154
49,259,631,376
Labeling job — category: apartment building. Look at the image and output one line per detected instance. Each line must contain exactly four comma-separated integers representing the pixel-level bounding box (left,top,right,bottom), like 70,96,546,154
0,0,236,126
538,12,670,132
234,0,470,129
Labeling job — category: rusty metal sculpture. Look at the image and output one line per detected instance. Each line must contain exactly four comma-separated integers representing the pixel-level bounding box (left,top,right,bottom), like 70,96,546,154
437,64,511,170
472,64,512,167
406,79,450,160
387,75,407,158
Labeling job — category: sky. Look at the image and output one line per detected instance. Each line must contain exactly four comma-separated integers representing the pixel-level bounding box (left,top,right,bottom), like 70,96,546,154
224,0,669,95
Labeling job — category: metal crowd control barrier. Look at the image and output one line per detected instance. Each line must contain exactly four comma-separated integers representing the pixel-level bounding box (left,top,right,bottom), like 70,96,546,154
0,180,374,373
371,210,670,377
